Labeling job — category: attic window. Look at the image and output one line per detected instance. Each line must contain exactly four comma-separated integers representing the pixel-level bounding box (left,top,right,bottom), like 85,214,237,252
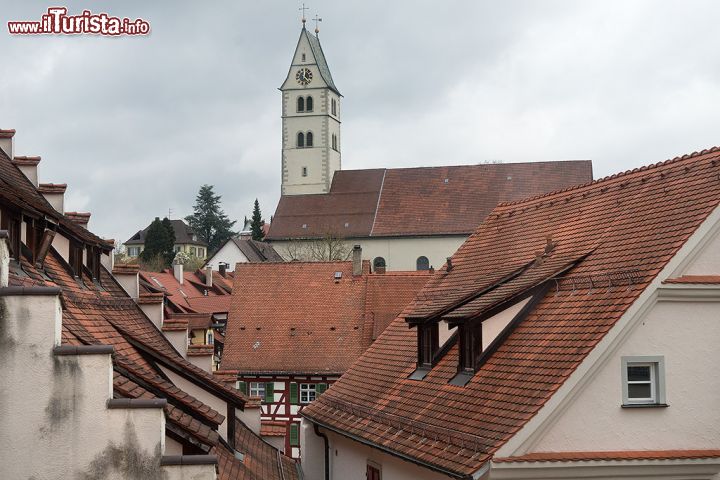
302,223,308,229
334,271,342,280
301,53,306,62
444,178,449,184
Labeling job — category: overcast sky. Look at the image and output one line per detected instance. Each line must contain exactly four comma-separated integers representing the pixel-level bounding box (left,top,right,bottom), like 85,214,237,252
2,1,719,244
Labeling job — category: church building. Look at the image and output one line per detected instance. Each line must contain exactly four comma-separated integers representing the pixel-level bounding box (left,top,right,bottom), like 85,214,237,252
267,23,594,271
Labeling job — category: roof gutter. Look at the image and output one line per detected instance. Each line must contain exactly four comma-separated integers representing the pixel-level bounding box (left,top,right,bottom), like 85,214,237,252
303,416,474,480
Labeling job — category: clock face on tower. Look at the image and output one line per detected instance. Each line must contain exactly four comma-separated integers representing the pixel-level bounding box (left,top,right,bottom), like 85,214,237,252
296,68,313,85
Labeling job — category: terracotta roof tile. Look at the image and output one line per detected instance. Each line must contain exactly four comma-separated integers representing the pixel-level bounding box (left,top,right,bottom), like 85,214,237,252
268,162,592,239
302,146,720,476
494,450,720,463
12,155,41,166
663,275,720,284
37,182,67,194
220,262,428,374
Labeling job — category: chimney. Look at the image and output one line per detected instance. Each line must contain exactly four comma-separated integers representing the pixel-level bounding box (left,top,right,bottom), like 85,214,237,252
0,129,15,160
12,155,40,186
219,263,227,277
446,257,453,272
0,230,9,288
112,264,140,299
205,265,213,288
64,211,91,229
38,183,66,214
352,244,362,276
173,261,184,285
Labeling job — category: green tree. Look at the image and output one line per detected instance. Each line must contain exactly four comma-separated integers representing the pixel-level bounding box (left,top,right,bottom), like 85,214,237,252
250,199,264,241
185,185,237,253
141,217,175,267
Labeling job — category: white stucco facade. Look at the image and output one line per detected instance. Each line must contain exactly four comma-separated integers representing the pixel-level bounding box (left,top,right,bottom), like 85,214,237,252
205,239,250,270
301,421,456,480
0,290,215,479
272,235,467,272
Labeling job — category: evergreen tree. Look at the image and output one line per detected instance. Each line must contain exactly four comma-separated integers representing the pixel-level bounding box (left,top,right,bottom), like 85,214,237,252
185,185,237,253
250,199,264,241
161,217,176,264
141,217,175,267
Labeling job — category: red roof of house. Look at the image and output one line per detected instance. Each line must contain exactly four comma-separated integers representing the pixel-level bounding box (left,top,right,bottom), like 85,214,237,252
493,450,720,463
220,261,430,374
663,275,720,284
302,146,720,477
267,161,593,240
139,268,233,315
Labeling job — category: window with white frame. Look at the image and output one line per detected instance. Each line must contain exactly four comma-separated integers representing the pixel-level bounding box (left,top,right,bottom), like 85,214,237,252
622,356,666,406
249,382,266,398
128,246,140,257
300,383,316,403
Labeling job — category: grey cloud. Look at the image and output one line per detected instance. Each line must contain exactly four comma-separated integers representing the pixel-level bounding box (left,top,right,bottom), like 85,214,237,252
1,1,719,244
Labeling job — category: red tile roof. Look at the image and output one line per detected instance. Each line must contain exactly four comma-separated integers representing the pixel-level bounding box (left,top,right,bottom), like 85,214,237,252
663,275,720,284
267,162,592,239
260,421,288,437
494,450,720,463
220,261,429,374
302,146,720,477
139,269,233,315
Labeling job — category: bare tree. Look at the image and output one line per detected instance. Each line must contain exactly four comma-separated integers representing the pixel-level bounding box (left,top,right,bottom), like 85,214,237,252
280,232,351,261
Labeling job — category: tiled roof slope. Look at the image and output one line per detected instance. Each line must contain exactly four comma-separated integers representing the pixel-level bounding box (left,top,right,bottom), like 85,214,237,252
232,237,284,262
221,262,429,374
494,449,720,463
0,145,111,249
126,219,206,246
139,268,233,315
302,147,720,477
303,27,340,95
267,161,592,240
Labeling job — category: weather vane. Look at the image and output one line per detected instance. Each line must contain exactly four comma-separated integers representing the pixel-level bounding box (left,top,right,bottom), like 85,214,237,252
313,14,322,34
299,3,309,24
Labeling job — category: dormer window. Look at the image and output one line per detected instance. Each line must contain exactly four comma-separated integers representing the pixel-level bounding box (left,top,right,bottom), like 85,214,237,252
409,322,438,380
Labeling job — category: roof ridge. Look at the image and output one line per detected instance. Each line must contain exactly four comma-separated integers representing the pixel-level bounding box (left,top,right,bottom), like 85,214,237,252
497,146,720,208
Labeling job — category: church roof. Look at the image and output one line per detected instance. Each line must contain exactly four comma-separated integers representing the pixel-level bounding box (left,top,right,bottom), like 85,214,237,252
267,161,593,240
303,27,340,95
300,146,720,477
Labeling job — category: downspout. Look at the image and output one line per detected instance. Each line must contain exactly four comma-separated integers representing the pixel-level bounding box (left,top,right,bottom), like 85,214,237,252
313,424,330,480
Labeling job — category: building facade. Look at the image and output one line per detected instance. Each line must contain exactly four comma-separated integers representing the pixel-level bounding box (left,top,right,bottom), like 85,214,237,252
125,218,208,259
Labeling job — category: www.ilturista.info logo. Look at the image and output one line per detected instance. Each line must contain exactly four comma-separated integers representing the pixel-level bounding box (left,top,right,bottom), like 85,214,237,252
7,7,150,36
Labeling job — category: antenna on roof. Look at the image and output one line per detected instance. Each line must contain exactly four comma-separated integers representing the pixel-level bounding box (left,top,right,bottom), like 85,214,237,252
313,14,322,35
168,208,173,219
299,3,309,26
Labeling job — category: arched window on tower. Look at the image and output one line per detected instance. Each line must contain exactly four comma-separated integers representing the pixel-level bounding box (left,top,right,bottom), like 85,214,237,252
416,256,430,271
297,132,305,148
297,97,305,112
373,257,386,273
332,134,337,151
306,131,314,147
331,98,337,116
306,96,314,112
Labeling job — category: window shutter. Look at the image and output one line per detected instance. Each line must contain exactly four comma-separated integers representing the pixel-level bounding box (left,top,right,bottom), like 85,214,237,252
264,382,274,403
289,423,300,446
237,381,247,395
289,382,298,404
316,383,327,395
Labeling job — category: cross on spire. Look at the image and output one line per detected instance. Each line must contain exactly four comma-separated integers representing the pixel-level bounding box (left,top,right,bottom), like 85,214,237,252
313,14,322,34
299,3,309,25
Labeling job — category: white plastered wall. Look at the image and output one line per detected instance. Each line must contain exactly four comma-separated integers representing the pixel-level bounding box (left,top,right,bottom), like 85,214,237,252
273,235,467,272
52,232,70,262
0,294,167,479
205,241,249,270
301,421,455,480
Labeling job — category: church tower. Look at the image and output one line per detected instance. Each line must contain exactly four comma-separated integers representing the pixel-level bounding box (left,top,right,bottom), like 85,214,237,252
280,19,341,195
